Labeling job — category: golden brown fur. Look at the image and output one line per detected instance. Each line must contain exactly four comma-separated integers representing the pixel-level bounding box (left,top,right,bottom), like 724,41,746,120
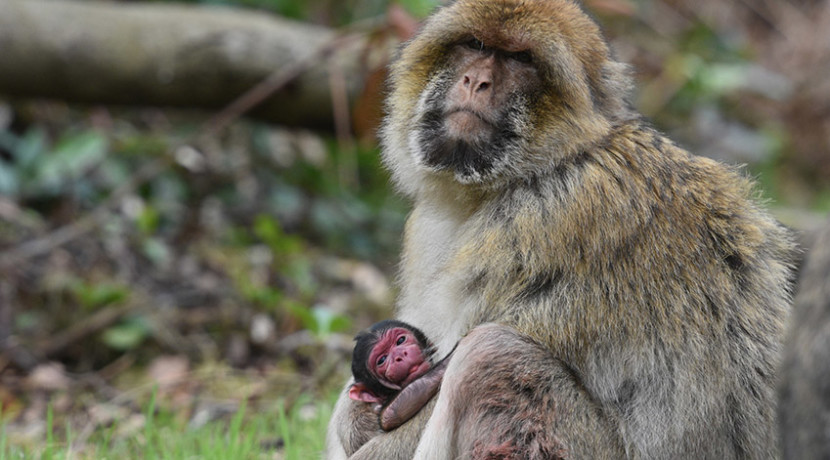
779,219,830,459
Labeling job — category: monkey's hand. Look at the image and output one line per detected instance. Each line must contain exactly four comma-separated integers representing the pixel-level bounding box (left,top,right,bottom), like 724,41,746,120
379,350,453,431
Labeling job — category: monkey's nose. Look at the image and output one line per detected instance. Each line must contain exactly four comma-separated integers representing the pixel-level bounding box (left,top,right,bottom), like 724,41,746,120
462,70,492,96
463,75,491,94
394,349,408,362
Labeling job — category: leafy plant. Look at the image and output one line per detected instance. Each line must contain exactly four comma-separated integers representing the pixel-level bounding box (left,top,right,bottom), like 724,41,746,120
0,128,108,199
69,280,131,311
101,316,152,351
286,302,351,338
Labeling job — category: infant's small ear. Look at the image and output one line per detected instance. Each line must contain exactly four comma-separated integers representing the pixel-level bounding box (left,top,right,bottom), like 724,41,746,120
349,383,384,404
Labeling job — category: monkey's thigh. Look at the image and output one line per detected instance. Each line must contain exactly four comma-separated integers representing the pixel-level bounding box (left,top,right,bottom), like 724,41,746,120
446,324,624,460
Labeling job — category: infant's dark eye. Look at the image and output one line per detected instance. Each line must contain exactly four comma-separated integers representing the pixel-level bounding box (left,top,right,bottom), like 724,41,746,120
396,335,406,345
377,355,387,366
508,50,533,64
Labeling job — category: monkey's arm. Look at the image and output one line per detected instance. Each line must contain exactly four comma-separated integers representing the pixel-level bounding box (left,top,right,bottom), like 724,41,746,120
380,350,453,431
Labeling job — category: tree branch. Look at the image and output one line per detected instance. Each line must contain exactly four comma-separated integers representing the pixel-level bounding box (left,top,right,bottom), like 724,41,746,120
0,0,377,129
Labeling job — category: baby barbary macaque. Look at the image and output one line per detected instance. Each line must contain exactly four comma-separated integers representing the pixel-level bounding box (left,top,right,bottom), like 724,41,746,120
349,320,450,431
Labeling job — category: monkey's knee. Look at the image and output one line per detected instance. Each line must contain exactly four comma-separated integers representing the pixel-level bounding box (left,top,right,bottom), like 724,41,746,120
454,323,534,364
442,323,549,394
471,439,566,460
435,325,510,398
463,323,523,348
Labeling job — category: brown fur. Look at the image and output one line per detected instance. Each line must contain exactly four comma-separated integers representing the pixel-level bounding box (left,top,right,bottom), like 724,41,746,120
454,326,574,460
779,219,830,459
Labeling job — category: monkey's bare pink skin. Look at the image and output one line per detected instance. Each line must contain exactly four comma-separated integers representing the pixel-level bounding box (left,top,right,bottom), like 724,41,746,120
380,351,452,431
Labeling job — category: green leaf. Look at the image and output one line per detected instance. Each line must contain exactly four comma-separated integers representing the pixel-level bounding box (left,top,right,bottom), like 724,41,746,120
142,237,172,268
101,317,150,351
71,281,130,310
254,214,302,256
699,63,747,95
34,131,108,192
15,127,47,171
253,214,282,247
286,302,316,332
399,0,440,17
311,307,351,337
0,160,18,195
286,303,351,337
137,205,161,235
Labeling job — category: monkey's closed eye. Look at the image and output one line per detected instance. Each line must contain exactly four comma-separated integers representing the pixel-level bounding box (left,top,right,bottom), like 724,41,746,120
463,38,484,50
507,50,533,64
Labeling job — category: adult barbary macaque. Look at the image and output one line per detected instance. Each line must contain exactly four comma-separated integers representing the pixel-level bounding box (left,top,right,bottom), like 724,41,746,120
327,0,797,458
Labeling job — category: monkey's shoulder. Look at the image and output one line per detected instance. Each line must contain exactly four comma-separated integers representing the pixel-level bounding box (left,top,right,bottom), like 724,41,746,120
598,122,795,245
593,122,750,197
490,121,753,224
465,120,795,276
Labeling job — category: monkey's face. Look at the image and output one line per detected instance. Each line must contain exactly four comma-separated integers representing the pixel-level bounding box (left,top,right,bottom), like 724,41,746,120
407,39,539,184
368,326,431,390
382,0,626,193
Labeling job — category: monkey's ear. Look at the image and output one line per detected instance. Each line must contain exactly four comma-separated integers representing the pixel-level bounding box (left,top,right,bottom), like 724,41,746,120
349,383,384,404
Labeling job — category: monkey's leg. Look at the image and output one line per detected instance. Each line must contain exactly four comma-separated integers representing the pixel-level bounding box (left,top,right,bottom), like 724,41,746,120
414,323,625,460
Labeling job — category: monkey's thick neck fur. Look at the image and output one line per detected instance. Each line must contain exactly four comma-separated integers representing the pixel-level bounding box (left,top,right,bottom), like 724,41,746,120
378,0,796,458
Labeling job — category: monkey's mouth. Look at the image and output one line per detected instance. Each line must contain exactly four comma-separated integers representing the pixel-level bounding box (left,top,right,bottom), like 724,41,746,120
413,103,521,182
444,108,494,140
444,107,491,123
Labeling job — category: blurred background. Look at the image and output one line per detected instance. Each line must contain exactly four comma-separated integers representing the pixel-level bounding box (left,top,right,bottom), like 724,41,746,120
0,0,828,457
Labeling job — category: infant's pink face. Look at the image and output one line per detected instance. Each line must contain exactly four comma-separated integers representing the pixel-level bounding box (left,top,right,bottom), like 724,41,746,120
368,327,431,390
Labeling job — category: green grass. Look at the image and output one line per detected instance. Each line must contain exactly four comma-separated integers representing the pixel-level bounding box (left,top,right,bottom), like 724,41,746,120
0,393,335,460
